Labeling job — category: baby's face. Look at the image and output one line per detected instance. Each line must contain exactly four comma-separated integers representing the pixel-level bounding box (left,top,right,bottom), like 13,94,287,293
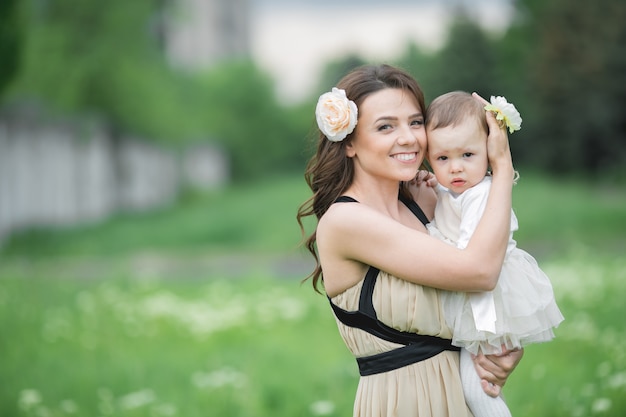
427,118,489,194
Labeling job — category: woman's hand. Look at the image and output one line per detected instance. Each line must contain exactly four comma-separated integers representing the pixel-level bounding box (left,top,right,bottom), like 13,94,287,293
472,92,513,176
472,347,524,397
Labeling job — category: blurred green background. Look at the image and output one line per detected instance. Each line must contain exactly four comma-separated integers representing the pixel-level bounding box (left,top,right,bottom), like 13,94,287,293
1,0,625,416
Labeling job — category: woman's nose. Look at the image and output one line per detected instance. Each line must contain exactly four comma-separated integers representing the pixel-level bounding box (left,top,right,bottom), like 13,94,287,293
398,126,418,145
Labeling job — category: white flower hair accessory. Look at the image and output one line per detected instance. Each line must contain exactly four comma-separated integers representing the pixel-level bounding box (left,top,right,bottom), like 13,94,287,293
484,96,522,133
315,87,358,142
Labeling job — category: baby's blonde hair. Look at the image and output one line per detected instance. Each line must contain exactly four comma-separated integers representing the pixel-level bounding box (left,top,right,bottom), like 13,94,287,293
426,91,487,133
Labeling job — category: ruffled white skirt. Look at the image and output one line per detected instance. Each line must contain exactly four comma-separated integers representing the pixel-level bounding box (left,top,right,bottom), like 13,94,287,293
441,248,564,355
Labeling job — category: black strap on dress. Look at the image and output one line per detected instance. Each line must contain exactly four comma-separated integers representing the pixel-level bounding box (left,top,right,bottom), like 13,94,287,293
329,194,459,376
335,193,429,225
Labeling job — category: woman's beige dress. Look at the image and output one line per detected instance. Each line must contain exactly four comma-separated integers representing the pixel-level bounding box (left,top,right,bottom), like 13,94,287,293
331,270,473,417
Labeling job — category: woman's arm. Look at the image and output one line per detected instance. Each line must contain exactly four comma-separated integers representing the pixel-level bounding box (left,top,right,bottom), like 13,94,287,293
319,197,506,294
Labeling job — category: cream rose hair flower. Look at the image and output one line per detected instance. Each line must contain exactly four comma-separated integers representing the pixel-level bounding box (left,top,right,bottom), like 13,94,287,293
315,87,358,142
484,96,522,133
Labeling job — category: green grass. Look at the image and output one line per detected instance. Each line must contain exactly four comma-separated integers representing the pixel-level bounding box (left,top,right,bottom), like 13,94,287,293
511,172,626,258
0,273,355,417
1,173,625,416
1,175,313,258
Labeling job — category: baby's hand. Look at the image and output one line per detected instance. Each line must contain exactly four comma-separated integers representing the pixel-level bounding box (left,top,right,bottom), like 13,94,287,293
411,170,438,188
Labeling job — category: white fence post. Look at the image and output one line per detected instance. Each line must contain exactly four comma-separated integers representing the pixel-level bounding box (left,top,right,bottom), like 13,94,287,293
0,109,229,246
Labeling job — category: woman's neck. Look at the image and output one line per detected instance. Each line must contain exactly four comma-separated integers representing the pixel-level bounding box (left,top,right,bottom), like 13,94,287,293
345,177,403,219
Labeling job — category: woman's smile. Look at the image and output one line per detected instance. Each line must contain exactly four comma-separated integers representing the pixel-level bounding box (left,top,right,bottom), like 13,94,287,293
393,152,418,162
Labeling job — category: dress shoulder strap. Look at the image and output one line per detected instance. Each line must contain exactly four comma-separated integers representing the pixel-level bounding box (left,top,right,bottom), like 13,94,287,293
335,196,358,203
336,194,428,225
399,193,429,226
328,268,459,376
329,267,448,346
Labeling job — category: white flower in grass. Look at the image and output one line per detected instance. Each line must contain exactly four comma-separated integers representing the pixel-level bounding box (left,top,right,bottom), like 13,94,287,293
256,288,307,325
484,96,522,133
151,403,178,417
60,399,78,414
18,389,42,411
310,400,335,416
192,367,248,389
316,88,357,142
608,371,626,389
138,290,248,337
591,397,612,413
118,389,156,410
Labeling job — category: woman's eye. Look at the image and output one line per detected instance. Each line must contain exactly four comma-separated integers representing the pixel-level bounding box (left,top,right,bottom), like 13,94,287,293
378,124,392,131
411,119,424,126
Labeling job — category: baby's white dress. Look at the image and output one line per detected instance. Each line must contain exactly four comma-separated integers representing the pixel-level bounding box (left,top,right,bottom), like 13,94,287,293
427,177,564,354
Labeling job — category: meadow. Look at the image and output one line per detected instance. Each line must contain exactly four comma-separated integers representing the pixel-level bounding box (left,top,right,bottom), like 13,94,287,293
1,173,625,417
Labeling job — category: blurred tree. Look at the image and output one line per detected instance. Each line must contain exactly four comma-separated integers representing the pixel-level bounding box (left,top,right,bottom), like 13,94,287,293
427,15,499,100
395,42,437,103
503,0,626,175
316,54,367,94
0,0,22,97
194,61,310,180
5,0,310,180
13,0,145,105
7,0,194,140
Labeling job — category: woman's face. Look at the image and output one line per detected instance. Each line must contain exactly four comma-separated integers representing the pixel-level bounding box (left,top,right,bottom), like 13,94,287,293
346,88,426,182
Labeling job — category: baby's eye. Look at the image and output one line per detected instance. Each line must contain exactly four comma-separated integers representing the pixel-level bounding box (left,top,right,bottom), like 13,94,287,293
437,156,448,161
463,152,474,158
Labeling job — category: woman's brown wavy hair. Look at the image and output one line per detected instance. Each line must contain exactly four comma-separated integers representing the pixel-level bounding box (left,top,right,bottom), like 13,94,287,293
296,64,426,293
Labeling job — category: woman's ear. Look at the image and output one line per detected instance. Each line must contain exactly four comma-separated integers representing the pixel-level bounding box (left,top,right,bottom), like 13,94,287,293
345,140,356,158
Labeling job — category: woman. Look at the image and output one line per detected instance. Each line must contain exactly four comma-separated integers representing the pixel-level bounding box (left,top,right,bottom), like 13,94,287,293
297,64,523,416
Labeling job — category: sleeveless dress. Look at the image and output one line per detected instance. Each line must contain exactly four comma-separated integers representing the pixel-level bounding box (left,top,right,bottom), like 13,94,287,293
329,196,473,417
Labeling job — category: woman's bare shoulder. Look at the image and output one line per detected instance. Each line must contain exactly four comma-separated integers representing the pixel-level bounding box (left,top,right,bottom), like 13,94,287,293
317,201,373,297
317,200,372,250
318,199,390,237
